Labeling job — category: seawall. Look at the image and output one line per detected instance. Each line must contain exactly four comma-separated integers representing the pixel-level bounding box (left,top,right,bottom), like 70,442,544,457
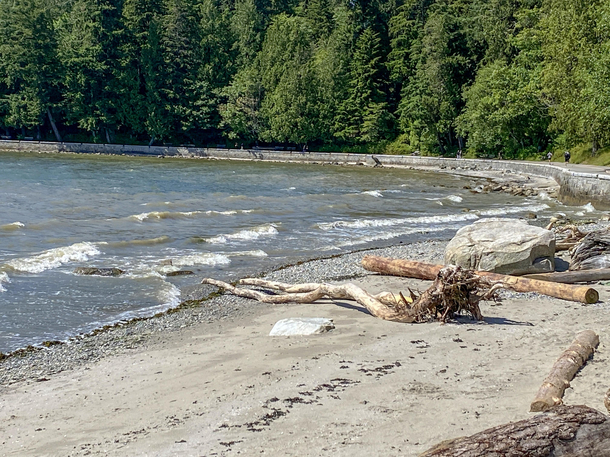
1,139,609,209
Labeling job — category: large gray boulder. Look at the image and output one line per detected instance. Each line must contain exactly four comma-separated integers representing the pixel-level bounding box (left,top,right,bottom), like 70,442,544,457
444,218,555,275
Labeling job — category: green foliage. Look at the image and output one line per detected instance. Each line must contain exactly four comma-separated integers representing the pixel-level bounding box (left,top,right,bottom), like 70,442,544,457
0,0,609,155
0,0,58,129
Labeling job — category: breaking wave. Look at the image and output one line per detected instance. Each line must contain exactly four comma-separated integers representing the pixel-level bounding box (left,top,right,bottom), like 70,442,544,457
204,224,279,244
318,213,479,231
0,271,10,292
5,242,101,273
1,222,25,231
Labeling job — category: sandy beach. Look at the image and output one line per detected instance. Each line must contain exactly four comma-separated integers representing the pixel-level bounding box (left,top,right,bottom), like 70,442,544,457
2,236,610,457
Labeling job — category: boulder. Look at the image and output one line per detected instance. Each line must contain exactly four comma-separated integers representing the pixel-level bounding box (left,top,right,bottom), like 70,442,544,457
269,318,334,336
444,218,555,275
73,267,124,277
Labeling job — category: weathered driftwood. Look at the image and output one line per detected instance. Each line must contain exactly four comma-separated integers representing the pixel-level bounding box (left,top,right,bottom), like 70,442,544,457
202,265,499,323
419,405,610,457
361,256,599,304
523,268,610,284
530,330,599,412
571,229,610,271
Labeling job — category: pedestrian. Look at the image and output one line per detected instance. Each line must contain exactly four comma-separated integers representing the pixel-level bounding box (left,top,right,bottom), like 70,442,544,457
546,151,552,163
457,149,462,159
564,150,571,163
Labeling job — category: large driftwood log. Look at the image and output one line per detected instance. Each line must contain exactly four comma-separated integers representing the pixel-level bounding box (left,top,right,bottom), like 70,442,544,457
202,265,499,323
530,330,600,412
361,256,599,304
419,405,610,457
523,268,610,284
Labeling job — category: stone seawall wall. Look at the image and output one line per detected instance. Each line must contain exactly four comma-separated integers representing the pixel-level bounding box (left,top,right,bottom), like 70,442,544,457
1,140,609,209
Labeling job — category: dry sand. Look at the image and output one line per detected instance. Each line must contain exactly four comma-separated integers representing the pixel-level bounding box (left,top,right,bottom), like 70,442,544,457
2,271,610,456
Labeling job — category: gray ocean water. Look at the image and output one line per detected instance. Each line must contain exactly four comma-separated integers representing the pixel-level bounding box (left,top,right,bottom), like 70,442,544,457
0,151,599,352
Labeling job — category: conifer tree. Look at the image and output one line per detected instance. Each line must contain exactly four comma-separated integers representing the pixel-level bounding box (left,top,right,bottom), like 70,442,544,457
335,27,393,143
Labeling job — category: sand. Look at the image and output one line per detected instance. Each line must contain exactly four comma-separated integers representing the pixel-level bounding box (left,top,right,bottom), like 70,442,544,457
2,269,610,456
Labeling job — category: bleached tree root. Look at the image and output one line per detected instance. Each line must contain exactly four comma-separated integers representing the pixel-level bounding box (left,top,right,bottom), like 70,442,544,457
202,278,416,322
530,330,600,412
202,265,499,323
420,405,610,457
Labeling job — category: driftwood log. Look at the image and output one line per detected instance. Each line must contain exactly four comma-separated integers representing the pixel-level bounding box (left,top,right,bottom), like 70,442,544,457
202,265,500,323
530,330,600,412
419,405,610,457
571,229,610,271
524,268,610,284
361,256,599,304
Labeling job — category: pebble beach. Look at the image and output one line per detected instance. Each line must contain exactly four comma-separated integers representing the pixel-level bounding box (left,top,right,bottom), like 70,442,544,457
2,224,610,456
2,159,610,456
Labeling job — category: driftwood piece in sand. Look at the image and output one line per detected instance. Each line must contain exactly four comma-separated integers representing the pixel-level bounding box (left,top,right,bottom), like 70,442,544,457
530,330,599,412
524,268,610,284
202,265,499,323
361,256,599,304
419,405,610,457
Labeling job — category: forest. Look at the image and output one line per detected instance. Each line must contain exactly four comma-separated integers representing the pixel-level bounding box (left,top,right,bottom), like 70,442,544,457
0,0,608,158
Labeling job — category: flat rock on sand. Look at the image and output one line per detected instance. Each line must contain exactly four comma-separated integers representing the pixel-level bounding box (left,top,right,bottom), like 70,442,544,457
1,240,610,457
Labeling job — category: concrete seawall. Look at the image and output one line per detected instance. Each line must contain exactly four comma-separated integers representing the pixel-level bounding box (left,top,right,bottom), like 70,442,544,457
2,139,609,209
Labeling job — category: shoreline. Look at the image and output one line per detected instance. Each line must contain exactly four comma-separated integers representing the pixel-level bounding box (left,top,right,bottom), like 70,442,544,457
2,234,610,456
1,139,610,209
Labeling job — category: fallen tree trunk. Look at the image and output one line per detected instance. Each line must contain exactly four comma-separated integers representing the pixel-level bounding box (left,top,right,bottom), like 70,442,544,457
361,256,599,304
202,265,499,323
419,405,610,457
530,330,599,412
523,268,610,284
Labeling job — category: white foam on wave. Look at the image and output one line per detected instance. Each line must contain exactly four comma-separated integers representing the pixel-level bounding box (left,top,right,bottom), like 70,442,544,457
477,203,550,217
1,222,25,231
129,210,203,221
446,195,463,203
0,271,10,292
205,224,279,244
326,225,454,249
362,190,383,198
171,252,232,267
318,213,479,231
130,209,252,222
6,242,101,273
581,202,596,213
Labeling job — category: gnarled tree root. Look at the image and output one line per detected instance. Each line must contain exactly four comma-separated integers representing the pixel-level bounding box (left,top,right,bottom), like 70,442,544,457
202,265,500,323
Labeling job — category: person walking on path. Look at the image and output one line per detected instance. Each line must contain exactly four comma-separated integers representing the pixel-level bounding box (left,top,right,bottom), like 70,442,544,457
564,150,571,164
546,151,552,163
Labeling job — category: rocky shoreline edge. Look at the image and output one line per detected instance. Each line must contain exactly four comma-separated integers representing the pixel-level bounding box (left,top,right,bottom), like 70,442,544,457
0,240,450,387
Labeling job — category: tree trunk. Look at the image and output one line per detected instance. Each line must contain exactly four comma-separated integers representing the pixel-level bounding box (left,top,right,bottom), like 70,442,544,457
420,405,610,457
530,330,599,412
361,256,599,304
436,132,446,155
593,137,598,155
523,269,610,284
46,107,62,142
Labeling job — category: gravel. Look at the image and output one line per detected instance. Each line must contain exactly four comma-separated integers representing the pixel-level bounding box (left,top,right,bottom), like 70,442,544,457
0,240,447,387
3,220,609,387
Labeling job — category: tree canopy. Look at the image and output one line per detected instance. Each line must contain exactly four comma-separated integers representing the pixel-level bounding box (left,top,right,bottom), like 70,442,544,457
0,0,608,156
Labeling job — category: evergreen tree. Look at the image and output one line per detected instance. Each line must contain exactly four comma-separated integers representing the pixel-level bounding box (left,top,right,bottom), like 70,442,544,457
55,0,123,142
335,28,393,143
0,0,60,138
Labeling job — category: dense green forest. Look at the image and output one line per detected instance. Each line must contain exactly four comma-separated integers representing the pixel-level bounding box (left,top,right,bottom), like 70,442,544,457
0,0,608,158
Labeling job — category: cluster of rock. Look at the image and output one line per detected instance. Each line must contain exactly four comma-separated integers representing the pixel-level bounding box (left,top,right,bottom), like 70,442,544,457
464,182,559,199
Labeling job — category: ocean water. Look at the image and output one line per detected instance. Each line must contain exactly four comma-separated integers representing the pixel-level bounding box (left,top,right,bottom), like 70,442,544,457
0,151,600,352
